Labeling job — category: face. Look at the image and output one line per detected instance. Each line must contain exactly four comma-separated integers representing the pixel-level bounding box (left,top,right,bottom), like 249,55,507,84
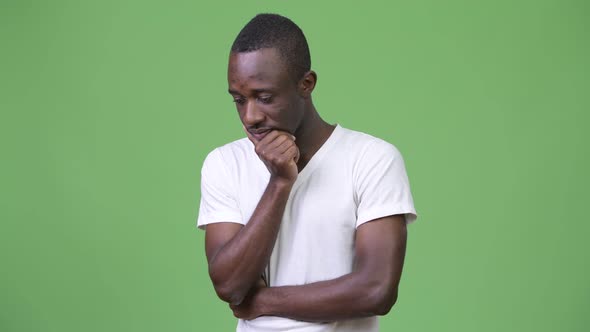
228,48,306,141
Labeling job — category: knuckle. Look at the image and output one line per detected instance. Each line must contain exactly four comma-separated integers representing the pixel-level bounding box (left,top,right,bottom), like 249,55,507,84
270,155,280,164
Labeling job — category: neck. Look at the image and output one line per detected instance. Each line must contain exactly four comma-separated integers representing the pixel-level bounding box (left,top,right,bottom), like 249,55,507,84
293,105,335,164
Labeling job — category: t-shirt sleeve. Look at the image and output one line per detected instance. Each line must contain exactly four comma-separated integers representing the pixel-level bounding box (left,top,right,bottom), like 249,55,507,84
355,140,418,228
196,148,244,230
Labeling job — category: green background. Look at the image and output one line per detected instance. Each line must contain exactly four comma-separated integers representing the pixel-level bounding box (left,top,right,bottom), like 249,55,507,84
1,0,588,331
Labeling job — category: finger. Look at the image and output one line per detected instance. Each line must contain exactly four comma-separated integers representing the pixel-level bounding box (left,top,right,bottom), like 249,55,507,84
274,139,295,154
267,134,289,149
294,145,300,163
271,131,297,148
258,130,282,145
258,276,267,287
281,131,296,142
284,145,299,163
275,129,295,141
259,130,293,147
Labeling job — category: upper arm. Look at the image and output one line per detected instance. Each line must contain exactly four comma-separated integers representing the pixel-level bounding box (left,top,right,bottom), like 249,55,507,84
353,214,407,309
354,141,417,228
204,222,244,265
198,149,246,267
197,148,244,230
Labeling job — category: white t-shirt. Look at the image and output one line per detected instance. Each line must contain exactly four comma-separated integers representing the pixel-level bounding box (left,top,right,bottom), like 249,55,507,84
197,124,418,332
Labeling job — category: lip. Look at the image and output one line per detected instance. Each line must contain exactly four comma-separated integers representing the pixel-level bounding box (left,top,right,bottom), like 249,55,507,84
249,128,272,141
251,129,271,141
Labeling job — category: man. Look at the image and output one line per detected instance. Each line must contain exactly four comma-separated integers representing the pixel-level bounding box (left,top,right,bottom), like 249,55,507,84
197,13,418,332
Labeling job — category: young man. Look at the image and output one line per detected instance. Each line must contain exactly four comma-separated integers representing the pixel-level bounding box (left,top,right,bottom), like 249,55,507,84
197,13,418,332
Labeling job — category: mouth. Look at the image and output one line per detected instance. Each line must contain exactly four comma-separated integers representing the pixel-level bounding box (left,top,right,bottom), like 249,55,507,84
250,129,272,141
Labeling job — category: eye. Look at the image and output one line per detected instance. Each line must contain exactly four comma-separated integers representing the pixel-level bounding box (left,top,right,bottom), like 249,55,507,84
232,97,245,105
258,96,273,104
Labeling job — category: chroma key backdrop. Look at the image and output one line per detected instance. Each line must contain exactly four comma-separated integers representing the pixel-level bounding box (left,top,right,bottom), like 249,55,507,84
1,1,588,331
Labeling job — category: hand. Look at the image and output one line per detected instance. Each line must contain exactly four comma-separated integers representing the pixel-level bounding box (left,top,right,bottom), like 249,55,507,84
230,278,267,320
245,127,300,184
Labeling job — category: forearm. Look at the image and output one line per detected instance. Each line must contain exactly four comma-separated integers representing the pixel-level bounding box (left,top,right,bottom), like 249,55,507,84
208,178,292,304
254,271,396,322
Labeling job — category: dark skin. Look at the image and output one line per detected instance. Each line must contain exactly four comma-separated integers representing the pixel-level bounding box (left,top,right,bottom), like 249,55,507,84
204,47,408,322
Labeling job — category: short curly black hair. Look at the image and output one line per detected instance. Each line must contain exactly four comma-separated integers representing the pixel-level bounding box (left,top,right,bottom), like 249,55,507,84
231,13,311,82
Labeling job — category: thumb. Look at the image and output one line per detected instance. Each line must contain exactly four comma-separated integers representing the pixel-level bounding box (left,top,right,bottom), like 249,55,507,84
294,147,300,163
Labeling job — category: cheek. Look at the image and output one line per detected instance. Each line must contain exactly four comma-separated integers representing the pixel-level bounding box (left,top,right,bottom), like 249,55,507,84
287,97,305,123
277,103,301,126
267,100,293,122
265,95,304,129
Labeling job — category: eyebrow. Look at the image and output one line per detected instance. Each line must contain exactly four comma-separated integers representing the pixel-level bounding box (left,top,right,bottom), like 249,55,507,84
228,88,275,95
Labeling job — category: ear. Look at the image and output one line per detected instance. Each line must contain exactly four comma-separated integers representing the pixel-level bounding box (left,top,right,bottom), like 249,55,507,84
299,70,317,98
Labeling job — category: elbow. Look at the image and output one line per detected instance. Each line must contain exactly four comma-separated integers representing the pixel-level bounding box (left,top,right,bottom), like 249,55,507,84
354,270,399,316
209,266,247,305
367,285,398,316
213,282,247,305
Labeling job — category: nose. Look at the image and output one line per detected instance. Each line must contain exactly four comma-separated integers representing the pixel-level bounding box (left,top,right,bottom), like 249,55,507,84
242,100,265,127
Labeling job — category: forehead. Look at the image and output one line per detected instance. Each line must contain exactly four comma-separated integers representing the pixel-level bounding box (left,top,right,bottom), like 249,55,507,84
227,48,292,92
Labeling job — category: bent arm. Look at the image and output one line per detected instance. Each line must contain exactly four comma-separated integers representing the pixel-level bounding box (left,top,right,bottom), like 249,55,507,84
232,214,408,322
205,179,293,305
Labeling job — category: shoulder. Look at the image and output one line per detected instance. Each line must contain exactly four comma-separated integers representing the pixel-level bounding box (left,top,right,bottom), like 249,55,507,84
203,137,252,164
337,125,403,162
201,137,254,174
